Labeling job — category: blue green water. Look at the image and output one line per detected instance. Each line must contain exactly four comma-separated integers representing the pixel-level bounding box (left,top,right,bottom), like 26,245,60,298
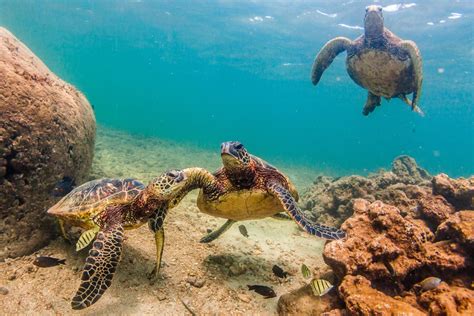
1,0,472,177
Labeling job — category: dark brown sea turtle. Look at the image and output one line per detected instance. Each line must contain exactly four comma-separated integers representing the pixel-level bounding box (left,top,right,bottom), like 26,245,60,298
311,5,423,116
47,174,188,309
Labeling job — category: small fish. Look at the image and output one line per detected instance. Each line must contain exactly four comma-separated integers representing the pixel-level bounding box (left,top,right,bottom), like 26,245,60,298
248,285,276,298
272,265,288,278
33,256,66,268
419,277,442,292
301,263,311,279
310,279,334,297
51,176,76,197
238,225,249,238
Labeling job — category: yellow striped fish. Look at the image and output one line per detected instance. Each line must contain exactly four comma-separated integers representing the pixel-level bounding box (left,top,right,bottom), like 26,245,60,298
76,227,99,251
310,279,334,297
301,263,311,279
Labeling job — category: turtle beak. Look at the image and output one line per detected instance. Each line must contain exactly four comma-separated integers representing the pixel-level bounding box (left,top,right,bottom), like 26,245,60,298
221,142,232,157
220,141,241,158
365,5,383,21
364,5,384,38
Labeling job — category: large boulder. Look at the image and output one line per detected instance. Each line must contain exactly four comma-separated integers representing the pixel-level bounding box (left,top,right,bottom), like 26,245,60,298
0,27,95,259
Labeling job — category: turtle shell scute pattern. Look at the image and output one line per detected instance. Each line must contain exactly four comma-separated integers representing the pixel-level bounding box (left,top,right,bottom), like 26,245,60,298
53,178,145,215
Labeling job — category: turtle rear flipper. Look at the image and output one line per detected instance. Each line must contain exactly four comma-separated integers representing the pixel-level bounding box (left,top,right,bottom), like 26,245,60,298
71,221,124,310
363,92,381,116
398,94,425,117
267,182,346,240
311,37,352,85
200,219,236,243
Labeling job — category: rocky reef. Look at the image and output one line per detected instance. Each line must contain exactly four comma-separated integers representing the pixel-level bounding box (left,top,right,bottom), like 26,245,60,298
0,27,95,259
300,155,433,228
279,157,474,315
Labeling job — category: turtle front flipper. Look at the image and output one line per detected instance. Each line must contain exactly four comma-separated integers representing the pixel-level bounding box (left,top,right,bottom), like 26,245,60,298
147,205,168,279
200,219,236,243
400,40,423,114
71,221,124,310
266,182,346,240
311,37,352,85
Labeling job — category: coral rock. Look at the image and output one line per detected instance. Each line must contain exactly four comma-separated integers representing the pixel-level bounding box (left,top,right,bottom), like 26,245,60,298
277,283,343,316
301,156,431,227
417,282,474,315
0,27,95,259
324,199,434,283
437,211,474,251
432,174,474,210
339,275,425,315
324,198,473,290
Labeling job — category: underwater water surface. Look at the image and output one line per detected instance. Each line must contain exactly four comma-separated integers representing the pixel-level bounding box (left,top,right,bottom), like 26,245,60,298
0,0,472,176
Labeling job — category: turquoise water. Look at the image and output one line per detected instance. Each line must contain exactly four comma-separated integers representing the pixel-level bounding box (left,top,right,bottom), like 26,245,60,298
1,0,472,176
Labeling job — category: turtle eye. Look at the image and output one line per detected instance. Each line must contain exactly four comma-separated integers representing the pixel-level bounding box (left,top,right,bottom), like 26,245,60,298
378,6,382,12
234,143,243,150
167,170,179,178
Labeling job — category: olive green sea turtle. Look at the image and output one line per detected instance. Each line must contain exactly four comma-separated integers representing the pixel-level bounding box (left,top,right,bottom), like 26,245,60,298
155,141,346,242
47,174,188,309
311,5,423,116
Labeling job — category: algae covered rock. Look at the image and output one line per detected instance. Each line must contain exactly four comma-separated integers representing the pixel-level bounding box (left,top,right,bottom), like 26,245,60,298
0,27,95,259
432,173,474,210
301,155,431,227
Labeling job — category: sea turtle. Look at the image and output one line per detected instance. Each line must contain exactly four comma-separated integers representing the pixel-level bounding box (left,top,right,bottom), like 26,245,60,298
311,5,423,116
47,174,188,309
153,141,346,243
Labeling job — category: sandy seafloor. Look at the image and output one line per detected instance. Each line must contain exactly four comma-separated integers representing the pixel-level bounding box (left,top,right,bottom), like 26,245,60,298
0,126,332,315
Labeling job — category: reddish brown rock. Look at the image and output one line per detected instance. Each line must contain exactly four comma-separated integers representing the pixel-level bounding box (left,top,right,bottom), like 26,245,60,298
324,199,471,287
417,282,474,315
277,283,343,316
0,27,95,259
437,211,474,251
432,174,474,210
338,275,425,315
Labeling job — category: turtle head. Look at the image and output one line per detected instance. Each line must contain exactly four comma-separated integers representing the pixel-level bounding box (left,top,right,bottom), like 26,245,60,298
149,169,188,200
364,5,384,39
221,141,251,171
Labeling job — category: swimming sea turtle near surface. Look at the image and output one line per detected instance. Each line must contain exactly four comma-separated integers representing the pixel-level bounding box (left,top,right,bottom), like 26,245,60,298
47,174,188,309
311,5,423,116
155,141,346,243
